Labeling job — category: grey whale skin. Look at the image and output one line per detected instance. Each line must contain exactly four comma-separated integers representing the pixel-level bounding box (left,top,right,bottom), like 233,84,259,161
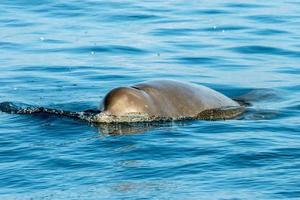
97,80,244,122
0,80,245,123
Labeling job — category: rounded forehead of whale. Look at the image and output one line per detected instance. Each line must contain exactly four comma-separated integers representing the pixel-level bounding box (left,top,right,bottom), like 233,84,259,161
101,86,150,112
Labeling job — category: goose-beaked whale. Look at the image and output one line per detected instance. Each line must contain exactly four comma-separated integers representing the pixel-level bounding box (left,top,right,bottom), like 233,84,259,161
0,80,245,123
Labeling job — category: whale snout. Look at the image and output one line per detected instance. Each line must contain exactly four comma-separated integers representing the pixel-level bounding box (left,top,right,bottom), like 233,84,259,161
100,87,153,116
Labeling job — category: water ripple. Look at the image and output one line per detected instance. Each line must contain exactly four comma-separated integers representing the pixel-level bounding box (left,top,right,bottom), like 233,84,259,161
224,3,269,8
229,45,300,57
34,45,148,55
249,29,289,36
246,15,288,24
173,56,221,65
108,14,161,22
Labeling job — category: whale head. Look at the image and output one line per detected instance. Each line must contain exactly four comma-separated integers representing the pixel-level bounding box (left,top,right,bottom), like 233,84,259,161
100,86,155,117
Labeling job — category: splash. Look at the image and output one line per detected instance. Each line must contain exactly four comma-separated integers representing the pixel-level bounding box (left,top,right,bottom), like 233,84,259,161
0,101,95,122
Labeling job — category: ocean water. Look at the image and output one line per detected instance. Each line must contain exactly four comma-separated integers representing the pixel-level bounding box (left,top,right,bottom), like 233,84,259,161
0,0,300,199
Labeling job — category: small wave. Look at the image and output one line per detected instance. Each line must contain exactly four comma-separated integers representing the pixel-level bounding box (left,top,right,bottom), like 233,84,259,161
151,28,200,36
275,67,300,75
221,150,299,169
2,19,38,27
228,45,300,57
173,56,221,65
224,3,268,8
192,9,231,15
246,14,287,24
33,45,148,55
249,29,289,36
0,41,22,50
109,14,160,22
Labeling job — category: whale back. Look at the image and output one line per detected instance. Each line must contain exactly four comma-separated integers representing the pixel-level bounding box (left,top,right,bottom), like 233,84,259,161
132,80,240,118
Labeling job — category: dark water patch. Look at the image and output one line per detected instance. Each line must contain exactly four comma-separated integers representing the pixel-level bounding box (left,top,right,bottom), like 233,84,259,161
151,28,201,36
43,157,92,170
48,101,99,112
34,45,148,55
121,144,220,161
221,150,300,169
8,75,61,84
150,18,194,25
249,29,290,36
108,13,161,22
83,1,135,10
288,0,300,5
65,68,138,80
173,56,222,65
71,65,139,72
0,147,35,163
118,160,214,180
275,191,300,199
284,103,300,111
169,41,216,49
81,74,134,81
192,9,232,15
228,45,300,57
229,138,274,148
141,7,174,13
52,2,83,11
46,10,86,18
1,0,52,6
213,64,251,71
30,2,93,18
224,3,269,9
274,67,300,75
279,85,300,91
0,41,21,50
246,15,288,24
1,20,38,28
273,148,300,157
27,66,127,81
10,65,73,73
42,39,70,44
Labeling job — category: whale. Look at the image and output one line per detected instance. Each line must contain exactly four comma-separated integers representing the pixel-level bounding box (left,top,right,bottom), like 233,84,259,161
0,80,245,123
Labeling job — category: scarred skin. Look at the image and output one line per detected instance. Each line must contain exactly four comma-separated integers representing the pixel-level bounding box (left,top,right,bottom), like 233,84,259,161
98,80,243,121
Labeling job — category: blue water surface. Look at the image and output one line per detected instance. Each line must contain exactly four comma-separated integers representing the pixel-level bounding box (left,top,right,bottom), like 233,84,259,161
0,0,300,199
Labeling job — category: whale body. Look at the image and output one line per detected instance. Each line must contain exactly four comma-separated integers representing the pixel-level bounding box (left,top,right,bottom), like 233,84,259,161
95,80,244,122
0,80,245,123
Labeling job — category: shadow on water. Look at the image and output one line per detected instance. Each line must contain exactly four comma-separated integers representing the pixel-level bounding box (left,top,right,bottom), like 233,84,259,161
0,87,289,135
